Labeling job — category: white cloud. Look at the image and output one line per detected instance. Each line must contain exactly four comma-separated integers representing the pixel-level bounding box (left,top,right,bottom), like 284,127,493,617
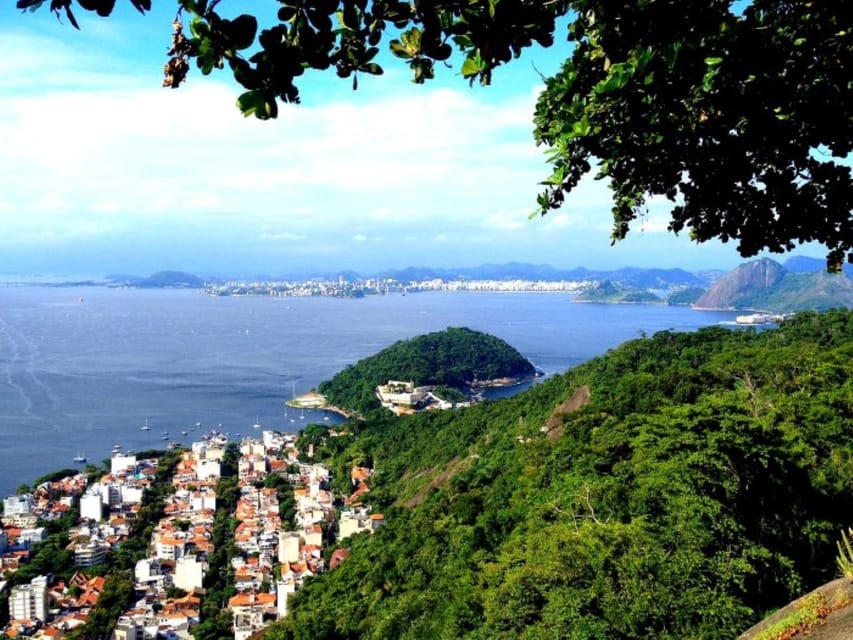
543,213,572,229
481,210,527,231
0,72,556,241
370,207,417,224
259,232,307,242
7,13,701,272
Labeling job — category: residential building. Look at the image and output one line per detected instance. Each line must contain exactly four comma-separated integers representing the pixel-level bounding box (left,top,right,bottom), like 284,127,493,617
3,494,33,516
111,454,137,475
229,591,277,640
74,541,107,567
80,491,104,522
196,459,221,481
9,581,48,622
114,617,145,640
277,578,296,618
174,555,206,592
278,532,300,564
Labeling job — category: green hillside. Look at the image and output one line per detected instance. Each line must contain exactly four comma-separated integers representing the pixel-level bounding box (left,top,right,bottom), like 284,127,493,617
576,280,663,303
316,327,537,413
268,310,853,640
667,286,707,305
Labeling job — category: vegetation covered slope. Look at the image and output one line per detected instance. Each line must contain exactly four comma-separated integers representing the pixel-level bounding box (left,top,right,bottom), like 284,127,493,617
576,280,663,303
269,310,853,640
695,258,853,311
316,327,536,413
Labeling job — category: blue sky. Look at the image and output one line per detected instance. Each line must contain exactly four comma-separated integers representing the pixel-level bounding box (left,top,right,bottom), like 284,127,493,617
0,2,819,278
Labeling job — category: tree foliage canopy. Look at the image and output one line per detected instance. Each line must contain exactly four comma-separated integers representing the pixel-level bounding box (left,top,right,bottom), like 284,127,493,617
317,326,536,413
266,310,853,639
20,0,852,267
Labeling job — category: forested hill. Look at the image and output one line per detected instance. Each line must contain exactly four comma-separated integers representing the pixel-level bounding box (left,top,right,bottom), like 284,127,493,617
268,310,853,640
316,327,536,413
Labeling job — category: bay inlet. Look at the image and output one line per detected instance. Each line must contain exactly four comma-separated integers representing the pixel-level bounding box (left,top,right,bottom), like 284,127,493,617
0,286,738,496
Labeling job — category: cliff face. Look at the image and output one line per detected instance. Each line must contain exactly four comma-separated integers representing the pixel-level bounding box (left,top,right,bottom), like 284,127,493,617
694,258,787,309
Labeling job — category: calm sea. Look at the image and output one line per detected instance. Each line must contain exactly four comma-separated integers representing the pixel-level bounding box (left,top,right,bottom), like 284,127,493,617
0,286,739,496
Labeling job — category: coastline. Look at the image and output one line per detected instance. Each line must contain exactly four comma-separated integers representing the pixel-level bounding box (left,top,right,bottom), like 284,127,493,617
286,392,356,419
469,371,544,389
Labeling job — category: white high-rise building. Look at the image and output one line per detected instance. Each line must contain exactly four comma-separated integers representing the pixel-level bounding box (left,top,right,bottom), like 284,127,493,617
3,494,33,516
9,582,48,622
80,491,104,522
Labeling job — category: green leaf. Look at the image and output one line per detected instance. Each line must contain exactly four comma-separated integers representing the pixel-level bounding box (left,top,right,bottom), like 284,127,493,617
277,5,297,22
568,115,591,138
594,62,634,94
452,34,474,49
236,90,269,119
461,53,484,78
704,56,723,66
390,40,412,59
400,27,421,53
229,14,257,50
190,16,208,39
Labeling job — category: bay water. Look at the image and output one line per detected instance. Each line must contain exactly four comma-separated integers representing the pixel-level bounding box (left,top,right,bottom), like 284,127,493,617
0,286,738,497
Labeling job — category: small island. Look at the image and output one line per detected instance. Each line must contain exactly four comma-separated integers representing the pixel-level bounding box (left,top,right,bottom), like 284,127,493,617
315,327,539,415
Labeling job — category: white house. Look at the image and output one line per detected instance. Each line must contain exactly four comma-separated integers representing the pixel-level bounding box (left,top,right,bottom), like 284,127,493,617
191,491,216,512
276,577,296,618
196,459,221,481
278,532,300,564
121,485,144,504
111,454,137,475
174,555,207,592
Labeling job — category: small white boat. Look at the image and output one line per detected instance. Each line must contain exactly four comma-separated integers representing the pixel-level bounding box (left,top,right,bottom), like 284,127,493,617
141,418,151,431
73,452,86,463
253,415,262,429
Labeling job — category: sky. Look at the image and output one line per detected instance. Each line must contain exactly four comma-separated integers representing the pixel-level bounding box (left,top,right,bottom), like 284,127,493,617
0,2,823,278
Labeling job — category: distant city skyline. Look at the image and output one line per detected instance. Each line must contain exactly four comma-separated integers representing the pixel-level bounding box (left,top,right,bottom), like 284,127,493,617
0,3,827,278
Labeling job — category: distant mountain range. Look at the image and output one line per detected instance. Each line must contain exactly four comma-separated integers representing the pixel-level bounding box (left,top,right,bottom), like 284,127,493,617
374,263,703,289
783,255,853,278
569,257,853,312
83,256,853,315
104,271,205,288
694,258,853,312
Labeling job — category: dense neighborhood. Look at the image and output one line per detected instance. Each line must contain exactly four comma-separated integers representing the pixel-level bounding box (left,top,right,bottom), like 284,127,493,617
0,427,382,639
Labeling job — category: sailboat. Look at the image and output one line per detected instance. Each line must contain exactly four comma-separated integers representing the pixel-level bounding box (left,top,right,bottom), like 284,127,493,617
253,415,262,429
141,418,151,431
73,452,86,463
